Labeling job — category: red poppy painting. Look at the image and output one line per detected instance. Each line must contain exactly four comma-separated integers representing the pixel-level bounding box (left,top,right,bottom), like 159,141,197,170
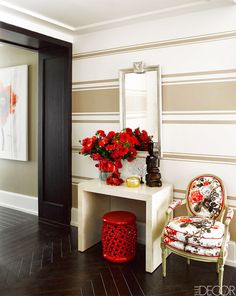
0,65,28,161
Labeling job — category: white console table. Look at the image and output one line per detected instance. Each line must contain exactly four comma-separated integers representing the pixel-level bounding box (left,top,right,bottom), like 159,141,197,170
78,179,173,273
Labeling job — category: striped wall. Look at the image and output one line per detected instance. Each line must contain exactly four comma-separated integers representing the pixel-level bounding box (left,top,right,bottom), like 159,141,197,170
72,29,236,244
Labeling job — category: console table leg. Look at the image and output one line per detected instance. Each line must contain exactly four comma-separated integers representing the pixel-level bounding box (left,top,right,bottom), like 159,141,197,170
78,189,110,252
145,186,173,273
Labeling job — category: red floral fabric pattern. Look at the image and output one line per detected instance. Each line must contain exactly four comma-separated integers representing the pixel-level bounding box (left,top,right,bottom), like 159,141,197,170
164,216,226,248
163,216,230,257
163,237,222,257
168,199,183,210
187,176,224,219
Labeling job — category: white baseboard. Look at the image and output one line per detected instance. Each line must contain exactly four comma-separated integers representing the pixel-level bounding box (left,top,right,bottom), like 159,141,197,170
226,241,236,267
71,207,79,227
0,190,38,215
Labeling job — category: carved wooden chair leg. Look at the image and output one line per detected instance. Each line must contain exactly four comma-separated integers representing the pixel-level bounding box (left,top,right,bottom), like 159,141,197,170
216,263,219,273
161,242,167,277
187,258,191,265
218,263,224,295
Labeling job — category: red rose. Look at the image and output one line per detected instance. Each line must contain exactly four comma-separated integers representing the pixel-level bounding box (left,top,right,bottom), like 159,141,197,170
96,130,106,137
119,132,130,143
98,138,108,147
114,159,122,169
134,128,141,135
111,150,121,159
81,147,86,154
92,153,101,160
119,147,129,157
107,161,115,172
129,147,137,156
106,171,124,186
130,136,140,146
125,128,133,135
139,130,149,142
105,144,115,151
107,131,115,139
82,137,90,146
189,191,204,203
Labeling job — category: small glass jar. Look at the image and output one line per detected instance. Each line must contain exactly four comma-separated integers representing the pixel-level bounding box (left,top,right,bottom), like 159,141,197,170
126,176,140,188
99,171,111,181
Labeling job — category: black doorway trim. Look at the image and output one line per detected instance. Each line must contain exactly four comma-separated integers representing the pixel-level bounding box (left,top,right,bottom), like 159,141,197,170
0,21,72,225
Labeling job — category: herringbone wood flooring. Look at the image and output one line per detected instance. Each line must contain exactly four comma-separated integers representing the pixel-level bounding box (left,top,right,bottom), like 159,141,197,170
0,206,235,296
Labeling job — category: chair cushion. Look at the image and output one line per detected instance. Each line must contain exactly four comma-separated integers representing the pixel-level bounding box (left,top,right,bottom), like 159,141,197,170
164,216,226,249
187,175,224,219
163,236,222,257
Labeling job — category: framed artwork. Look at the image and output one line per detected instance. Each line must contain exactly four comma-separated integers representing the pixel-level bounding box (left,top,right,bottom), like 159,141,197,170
0,65,28,161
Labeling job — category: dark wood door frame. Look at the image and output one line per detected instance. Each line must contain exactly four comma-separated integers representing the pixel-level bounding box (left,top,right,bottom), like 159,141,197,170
0,21,72,225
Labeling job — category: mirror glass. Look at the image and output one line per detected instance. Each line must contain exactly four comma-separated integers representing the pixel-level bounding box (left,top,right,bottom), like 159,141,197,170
119,65,162,155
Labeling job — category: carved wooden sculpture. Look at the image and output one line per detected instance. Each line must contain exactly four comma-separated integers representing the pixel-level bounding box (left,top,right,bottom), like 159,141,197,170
145,142,162,187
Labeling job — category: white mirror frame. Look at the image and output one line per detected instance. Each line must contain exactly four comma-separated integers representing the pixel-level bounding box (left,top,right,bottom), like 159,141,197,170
119,65,163,157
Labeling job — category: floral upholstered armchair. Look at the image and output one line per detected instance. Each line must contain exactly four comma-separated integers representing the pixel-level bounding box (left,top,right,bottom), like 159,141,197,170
161,174,234,295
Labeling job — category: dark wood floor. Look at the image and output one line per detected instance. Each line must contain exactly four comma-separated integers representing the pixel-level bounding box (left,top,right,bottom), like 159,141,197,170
0,206,235,296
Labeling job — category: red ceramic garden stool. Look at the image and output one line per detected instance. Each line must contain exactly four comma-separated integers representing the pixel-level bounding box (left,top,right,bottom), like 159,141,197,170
102,211,137,263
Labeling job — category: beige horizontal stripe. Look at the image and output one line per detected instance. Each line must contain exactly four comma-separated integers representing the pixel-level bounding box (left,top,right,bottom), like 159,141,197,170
72,175,93,180
72,181,79,185
163,120,236,124
72,120,119,123
174,189,186,194
228,196,236,201
163,69,236,78
73,112,119,116
73,30,236,60
72,147,81,153
163,81,236,111
73,86,119,91
72,89,119,113
72,78,118,85
163,153,236,164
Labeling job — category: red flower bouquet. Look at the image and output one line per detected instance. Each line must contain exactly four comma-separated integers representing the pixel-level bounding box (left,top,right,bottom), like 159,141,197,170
134,128,153,151
80,128,152,185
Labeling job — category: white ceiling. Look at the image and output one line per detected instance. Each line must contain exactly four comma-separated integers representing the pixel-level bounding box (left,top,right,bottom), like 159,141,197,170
0,0,234,34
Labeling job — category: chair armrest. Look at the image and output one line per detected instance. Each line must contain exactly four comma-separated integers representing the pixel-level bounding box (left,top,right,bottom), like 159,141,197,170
165,199,186,225
224,207,234,226
167,199,186,214
220,207,234,258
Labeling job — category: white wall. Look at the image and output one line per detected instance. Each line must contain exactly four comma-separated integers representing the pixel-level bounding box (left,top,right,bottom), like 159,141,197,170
72,5,236,246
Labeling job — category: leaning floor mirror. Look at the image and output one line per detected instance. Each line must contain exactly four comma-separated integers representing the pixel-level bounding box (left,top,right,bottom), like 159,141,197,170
119,62,162,157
